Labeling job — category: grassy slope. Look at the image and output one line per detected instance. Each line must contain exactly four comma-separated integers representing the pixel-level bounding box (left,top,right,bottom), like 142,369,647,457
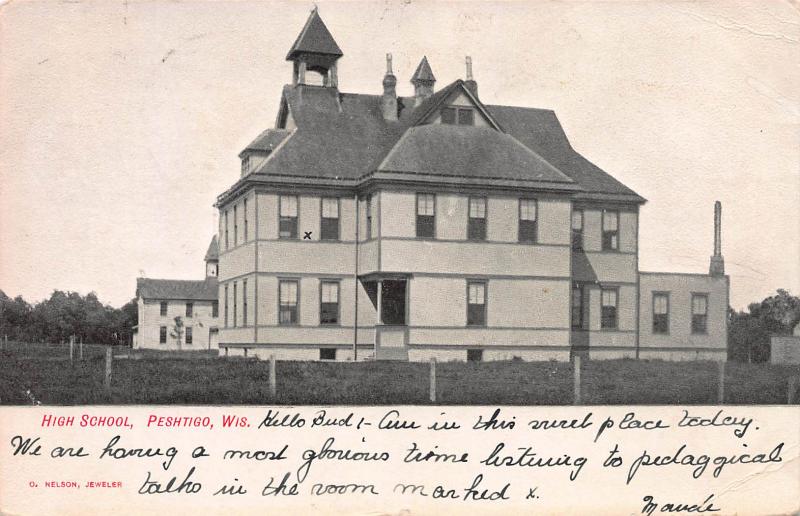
1,347,798,405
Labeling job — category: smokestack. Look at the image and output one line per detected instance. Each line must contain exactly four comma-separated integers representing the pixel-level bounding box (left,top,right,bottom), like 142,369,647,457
464,56,478,98
380,53,398,121
709,201,725,276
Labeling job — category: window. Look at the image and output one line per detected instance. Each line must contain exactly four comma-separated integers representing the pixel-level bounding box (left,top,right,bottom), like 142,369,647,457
571,210,584,250
243,198,248,242
224,209,229,249
185,302,193,318
601,289,618,329
321,197,339,241
571,285,584,329
279,280,299,325
160,301,168,317
159,326,167,344
365,195,373,240
692,294,708,334
652,293,669,334
467,281,486,326
233,204,238,246
320,348,336,360
416,193,435,238
241,155,250,175
279,195,298,239
212,300,219,318
519,199,537,242
602,210,619,251
440,106,475,126
320,281,340,325
185,327,193,345
233,281,238,328
468,197,487,241
467,349,483,362
242,280,248,326
224,284,229,327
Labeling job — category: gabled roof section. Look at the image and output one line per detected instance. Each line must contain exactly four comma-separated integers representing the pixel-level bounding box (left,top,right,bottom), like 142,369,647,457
136,278,218,301
411,56,435,83
487,105,645,202
411,80,503,131
377,125,575,187
286,9,343,60
204,235,219,262
240,129,291,156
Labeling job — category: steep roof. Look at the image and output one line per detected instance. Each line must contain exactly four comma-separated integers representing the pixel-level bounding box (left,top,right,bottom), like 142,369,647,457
378,125,574,185
136,278,218,301
411,56,435,84
286,9,343,60
224,81,644,204
204,235,219,262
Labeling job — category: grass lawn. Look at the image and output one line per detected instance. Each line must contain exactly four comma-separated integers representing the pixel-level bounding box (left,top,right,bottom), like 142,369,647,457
1,344,798,405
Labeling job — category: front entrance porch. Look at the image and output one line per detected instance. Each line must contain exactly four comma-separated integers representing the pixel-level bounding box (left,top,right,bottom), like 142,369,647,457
362,276,409,360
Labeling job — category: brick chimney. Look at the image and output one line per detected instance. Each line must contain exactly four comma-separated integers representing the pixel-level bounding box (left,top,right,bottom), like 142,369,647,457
381,53,398,121
464,56,478,98
709,201,725,276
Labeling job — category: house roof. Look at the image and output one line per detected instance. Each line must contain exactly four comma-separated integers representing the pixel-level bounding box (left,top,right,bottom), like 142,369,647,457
136,278,218,301
411,56,435,84
222,79,644,204
241,129,291,155
204,235,219,262
286,9,343,60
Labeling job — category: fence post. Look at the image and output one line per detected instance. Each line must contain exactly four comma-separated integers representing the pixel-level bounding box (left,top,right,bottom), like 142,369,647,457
104,347,112,390
717,360,725,404
269,355,276,399
573,355,581,405
789,376,798,405
69,336,74,362
429,357,437,403
79,337,83,360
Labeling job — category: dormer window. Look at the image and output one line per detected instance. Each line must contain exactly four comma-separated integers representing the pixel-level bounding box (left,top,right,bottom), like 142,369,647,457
241,155,250,175
441,106,474,126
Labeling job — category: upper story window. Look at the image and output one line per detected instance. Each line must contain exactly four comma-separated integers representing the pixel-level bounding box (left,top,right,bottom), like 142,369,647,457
365,195,373,240
691,294,708,334
467,281,487,326
279,280,299,325
602,210,619,251
518,199,538,243
233,204,239,245
185,302,193,318
468,197,487,241
279,195,298,239
601,288,618,329
243,198,248,242
321,197,340,241
160,301,168,317
652,292,669,334
571,210,584,250
441,106,475,126
241,155,250,175
320,281,340,325
416,193,435,238
224,210,230,249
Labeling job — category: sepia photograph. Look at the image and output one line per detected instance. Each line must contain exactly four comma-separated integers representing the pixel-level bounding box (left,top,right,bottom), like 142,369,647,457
1,1,798,408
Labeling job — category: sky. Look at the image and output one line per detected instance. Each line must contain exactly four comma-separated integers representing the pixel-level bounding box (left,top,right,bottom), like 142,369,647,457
0,0,798,310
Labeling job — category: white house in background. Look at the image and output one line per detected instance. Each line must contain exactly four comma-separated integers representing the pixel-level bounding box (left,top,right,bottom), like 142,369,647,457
132,236,219,350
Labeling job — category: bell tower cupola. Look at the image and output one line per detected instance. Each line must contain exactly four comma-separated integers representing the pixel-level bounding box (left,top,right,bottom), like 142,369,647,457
286,8,343,87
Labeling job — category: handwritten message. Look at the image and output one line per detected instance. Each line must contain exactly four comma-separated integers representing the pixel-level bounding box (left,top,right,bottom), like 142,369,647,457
1,406,797,515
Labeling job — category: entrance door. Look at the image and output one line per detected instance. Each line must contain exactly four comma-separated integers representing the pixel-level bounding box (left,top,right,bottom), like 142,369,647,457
381,280,406,325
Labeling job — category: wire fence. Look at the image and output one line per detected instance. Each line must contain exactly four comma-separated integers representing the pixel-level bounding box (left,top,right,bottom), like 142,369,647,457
1,338,798,406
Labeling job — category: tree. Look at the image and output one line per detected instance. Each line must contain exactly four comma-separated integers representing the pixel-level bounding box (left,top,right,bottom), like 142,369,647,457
170,316,184,349
729,289,800,363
